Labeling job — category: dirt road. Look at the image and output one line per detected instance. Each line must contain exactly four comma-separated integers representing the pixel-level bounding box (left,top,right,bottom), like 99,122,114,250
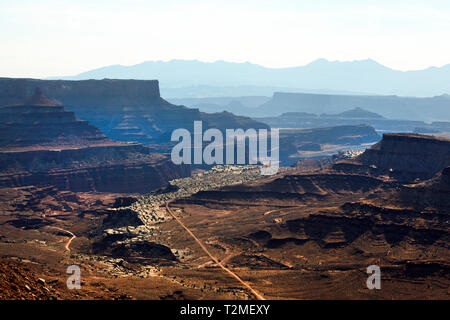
165,202,265,300
47,226,76,252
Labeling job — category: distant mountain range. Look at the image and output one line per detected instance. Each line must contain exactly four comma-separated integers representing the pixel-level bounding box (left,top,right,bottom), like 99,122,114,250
48,59,450,97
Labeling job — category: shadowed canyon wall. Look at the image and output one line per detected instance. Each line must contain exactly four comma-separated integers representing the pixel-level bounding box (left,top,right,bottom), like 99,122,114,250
0,78,269,145
0,88,190,193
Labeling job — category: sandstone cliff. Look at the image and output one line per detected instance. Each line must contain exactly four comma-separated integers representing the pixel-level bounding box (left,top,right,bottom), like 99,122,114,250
0,78,161,107
0,88,190,193
0,78,269,144
333,133,450,182
395,167,450,210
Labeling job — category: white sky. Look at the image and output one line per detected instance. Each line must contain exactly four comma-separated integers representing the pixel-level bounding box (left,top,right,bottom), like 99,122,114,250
1,0,450,78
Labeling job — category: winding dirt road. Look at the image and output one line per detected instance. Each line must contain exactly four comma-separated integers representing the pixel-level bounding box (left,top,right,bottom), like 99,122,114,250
165,202,265,300
48,226,76,252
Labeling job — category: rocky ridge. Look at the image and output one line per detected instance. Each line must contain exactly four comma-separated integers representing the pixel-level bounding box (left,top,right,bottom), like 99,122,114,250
334,133,450,182
0,78,269,144
0,88,190,193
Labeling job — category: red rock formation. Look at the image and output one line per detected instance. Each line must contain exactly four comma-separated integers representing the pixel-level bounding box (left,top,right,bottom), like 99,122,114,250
333,133,450,182
23,87,61,107
396,167,450,210
0,78,269,144
0,89,190,193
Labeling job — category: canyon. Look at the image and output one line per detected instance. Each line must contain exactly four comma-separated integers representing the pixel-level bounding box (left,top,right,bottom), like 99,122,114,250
80,133,449,299
0,87,190,193
0,78,269,145
0,80,448,300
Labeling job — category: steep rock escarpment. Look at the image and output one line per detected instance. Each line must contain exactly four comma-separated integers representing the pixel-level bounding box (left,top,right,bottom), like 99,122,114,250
0,88,190,193
0,78,269,144
0,78,161,107
333,133,450,182
0,88,109,149
394,167,450,210
276,201,448,250
0,147,190,193
180,171,393,205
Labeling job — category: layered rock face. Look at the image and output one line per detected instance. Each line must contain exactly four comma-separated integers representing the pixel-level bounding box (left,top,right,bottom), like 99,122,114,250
396,167,450,210
153,135,448,298
0,88,190,193
0,78,269,144
0,78,161,107
0,88,109,149
360,134,449,174
83,132,448,298
334,133,450,182
0,146,190,193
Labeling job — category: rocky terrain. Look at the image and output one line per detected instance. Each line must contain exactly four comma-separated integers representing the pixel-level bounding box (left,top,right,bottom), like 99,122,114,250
0,88,190,193
0,87,109,149
0,78,269,145
93,166,294,264
101,133,449,299
334,133,450,182
0,134,448,299
0,165,293,300
0,185,214,299
0,87,448,300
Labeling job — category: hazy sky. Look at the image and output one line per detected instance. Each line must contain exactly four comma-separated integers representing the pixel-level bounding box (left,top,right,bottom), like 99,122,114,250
1,0,450,78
